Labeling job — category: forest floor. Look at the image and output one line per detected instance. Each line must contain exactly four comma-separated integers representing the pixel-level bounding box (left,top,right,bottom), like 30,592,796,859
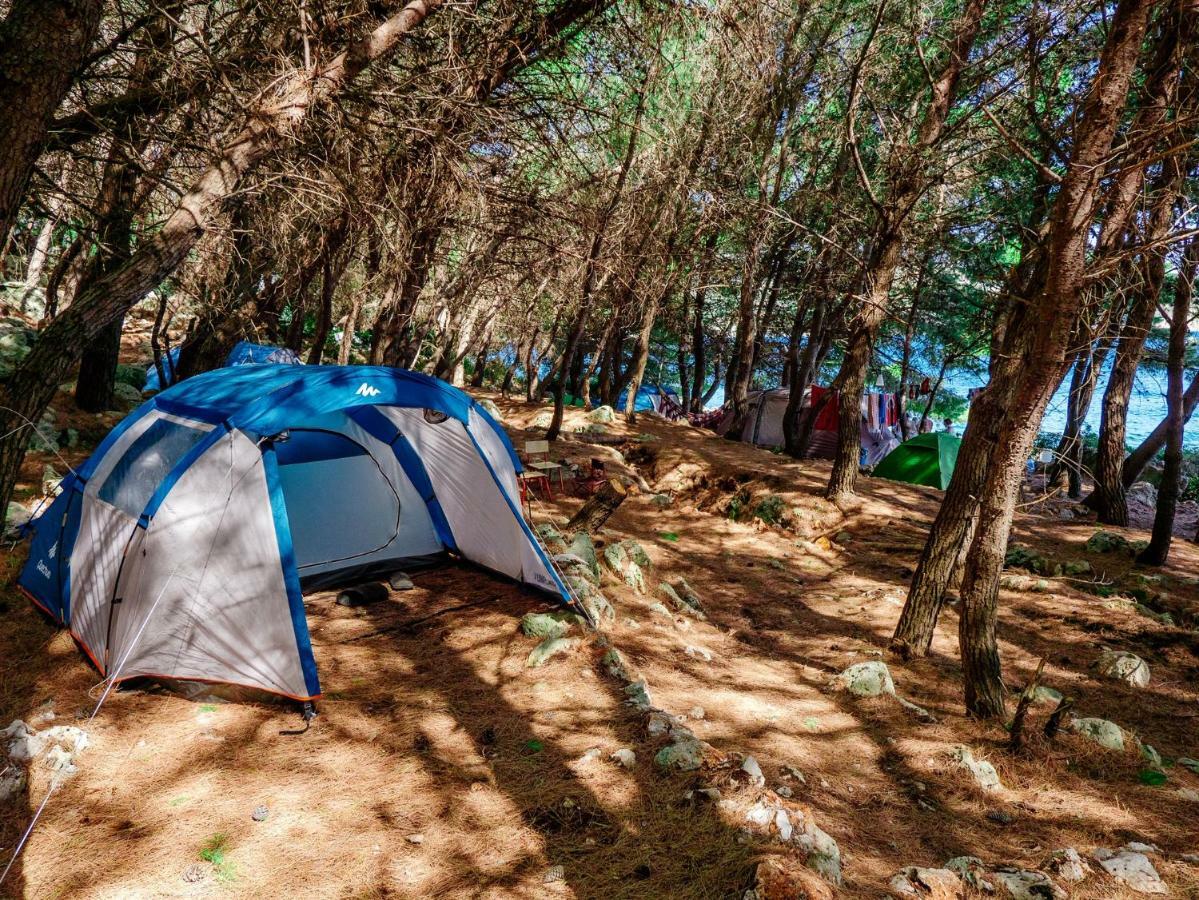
2,377,1199,899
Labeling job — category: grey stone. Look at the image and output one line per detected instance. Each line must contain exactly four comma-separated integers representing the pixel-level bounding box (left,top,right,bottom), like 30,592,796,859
649,493,672,508
683,645,713,662
112,381,143,408
1031,685,1064,705
567,532,600,580
654,734,706,772
951,745,1002,791
623,680,652,711
526,637,575,667
531,410,554,429
990,868,1065,899
601,647,632,681
1071,717,1125,751
1097,851,1166,894
1095,649,1150,687
602,542,646,593
3,502,31,539
251,805,269,822
520,612,572,640
1043,848,1087,883
944,856,991,890
832,661,895,697
587,405,615,423
889,867,961,897
543,865,564,884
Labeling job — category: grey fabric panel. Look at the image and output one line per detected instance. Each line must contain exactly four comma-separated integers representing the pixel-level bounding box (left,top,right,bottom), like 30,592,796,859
277,414,441,580
108,431,310,698
382,408,528,583
69,498,135,667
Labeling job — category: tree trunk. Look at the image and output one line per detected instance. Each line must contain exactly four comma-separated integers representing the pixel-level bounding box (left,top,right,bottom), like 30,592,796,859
565,478,627,533
1091,159,1186,523
0,0,104,248
952,0,1154,717
1139,237,1196,565
1122,371,1199,485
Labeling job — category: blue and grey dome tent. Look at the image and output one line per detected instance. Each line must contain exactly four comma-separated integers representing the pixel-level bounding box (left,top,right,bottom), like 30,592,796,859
19,366,574,701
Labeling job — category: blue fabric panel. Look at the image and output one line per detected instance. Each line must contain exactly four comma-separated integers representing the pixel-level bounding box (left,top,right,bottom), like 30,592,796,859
143,348,181,392
274,429,368,466
142,366,471,435
262,446,321,698
17,476,82,623
226,341,302,367
346,407,458,553
97,418,209,518
462,427,576,613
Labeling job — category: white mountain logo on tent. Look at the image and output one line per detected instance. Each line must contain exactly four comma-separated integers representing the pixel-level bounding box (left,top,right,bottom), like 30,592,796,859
355,383,381,398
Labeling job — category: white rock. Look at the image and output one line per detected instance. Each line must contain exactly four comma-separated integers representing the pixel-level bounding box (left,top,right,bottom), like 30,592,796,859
1177,788,1199,802
1071,717,1125,751
741,755,765,787
889,867,961,897
1095,649,1151,688
688,706,705,720
610,748,636,768
1098,851,1166,894
406,833,425,845
1043,848,1087,883
950,745,1002,791
832,661,895,697
683,645,713,662
576,747,602,764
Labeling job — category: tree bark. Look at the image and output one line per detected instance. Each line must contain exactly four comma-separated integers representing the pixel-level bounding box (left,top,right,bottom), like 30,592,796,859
953,0,1154,718
1139,237,1196,565
1091,159,1186,524
1122,371,1199,485
565,478,627,533
0,0,104,248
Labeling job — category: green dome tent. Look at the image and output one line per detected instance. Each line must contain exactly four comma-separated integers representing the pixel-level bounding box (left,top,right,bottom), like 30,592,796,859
872,432,962,490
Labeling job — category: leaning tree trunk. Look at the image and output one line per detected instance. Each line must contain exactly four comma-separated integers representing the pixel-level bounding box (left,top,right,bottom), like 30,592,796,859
1122,370,1199,485
0,0,104,248
0,0,445,516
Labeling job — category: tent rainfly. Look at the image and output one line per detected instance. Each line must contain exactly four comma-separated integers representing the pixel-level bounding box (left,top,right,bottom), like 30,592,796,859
19,366,573,702
871,432,962,490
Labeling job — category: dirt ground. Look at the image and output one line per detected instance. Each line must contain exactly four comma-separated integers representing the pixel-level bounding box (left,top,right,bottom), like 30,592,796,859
2,386,1198,899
